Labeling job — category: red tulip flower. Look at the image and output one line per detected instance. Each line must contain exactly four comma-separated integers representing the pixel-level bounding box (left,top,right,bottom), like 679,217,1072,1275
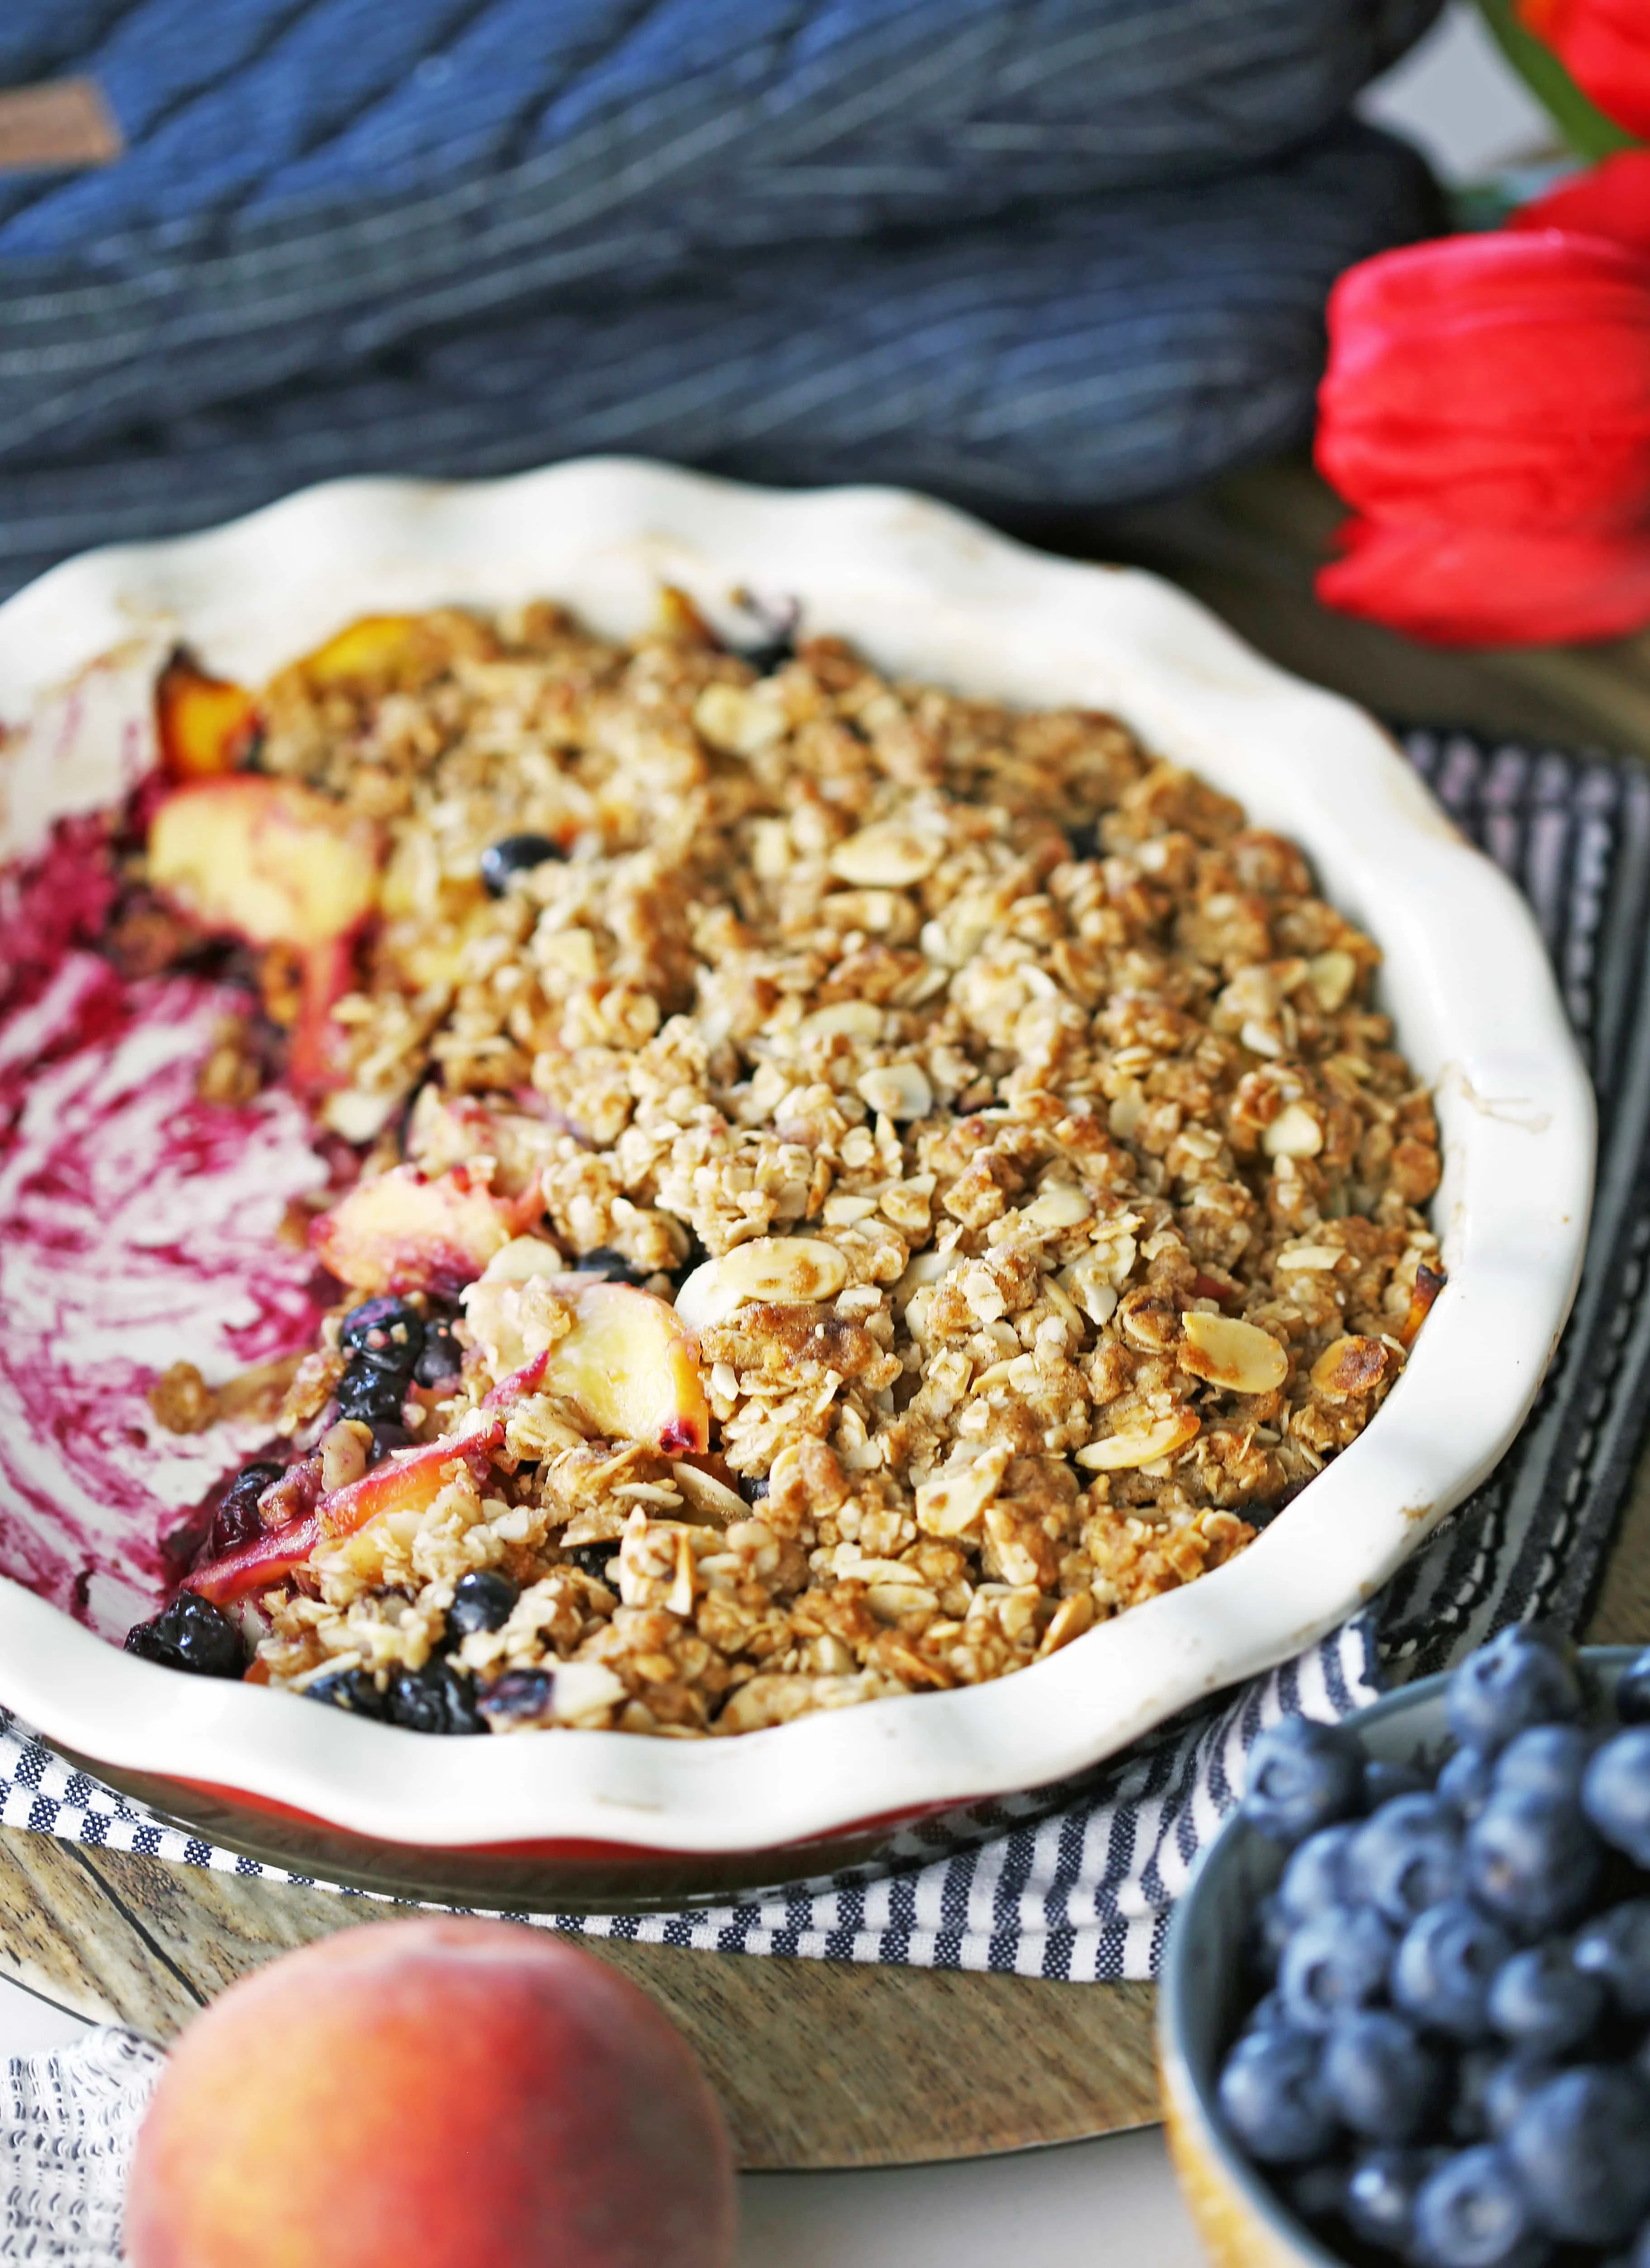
1518,0,1650,141
1314,232,1650,644
1513,148,1650,258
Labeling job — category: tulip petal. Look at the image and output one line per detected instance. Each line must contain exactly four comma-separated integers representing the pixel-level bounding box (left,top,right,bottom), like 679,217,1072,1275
1513,150,1650,258
1316,234,1650,534
1519,0,1650,141
1316,517,1650,647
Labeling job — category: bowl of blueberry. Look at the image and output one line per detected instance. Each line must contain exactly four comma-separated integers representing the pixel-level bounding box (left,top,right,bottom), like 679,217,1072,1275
1159,1629,1650,2268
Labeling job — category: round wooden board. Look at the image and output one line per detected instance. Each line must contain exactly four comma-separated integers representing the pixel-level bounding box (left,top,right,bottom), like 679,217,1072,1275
0,1823,1158,2170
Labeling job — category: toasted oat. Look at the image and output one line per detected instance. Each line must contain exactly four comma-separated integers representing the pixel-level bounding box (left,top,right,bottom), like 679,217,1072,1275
171,603,1441,1735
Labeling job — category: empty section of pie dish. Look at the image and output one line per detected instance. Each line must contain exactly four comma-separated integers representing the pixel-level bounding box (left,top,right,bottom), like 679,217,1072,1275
0,461,1594,1895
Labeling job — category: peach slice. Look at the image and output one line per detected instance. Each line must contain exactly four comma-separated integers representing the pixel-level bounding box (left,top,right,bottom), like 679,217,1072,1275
185,1513,323,1607
1399,1261,1446,1349
316,1424,505,1541
312,1165,544,1297
549,1281,710,1456
296,613,455,695
148,777,381,954
156,652,261,781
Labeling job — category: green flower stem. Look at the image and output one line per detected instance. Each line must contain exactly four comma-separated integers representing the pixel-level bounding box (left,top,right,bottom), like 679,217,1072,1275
1474,0,1638,162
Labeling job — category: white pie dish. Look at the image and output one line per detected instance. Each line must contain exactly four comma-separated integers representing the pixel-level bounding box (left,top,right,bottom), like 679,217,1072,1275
0,459,1594,1903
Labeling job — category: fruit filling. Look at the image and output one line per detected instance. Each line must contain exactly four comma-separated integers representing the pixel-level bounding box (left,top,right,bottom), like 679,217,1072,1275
11,601,1442,1736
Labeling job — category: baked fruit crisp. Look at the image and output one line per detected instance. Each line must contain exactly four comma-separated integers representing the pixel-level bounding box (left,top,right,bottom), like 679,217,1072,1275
96,600,1442,1735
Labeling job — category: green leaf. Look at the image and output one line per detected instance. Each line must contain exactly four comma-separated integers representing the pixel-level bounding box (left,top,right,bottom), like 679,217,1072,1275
1474,0,1639,161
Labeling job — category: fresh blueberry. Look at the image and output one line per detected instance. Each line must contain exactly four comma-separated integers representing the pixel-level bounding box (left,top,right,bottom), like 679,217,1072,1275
446,1568,519,1641
384,1659,486,1736
1572,1901,1650,2018
1465,1790,1603,1935
1411,2144,1550,2268
1392,1900,1514,2042
1449,2047,1502,2144
1278,1903,1396,2033
1322,2009,1445,2142
1216,2027,1337,2165
1583,1729,1650,1867
480,833,564,896
1504,2065,1650,2245
339,1295,424,1376
1251,1893,1292,1984
739,1476,770,1504
333,1359,408,1428
1447,1626,1584,1758
1242,1718,1366,1847
1481,2055,1560,2139
209,1458,282,1554
365,1422,413,1467
564,1544,618,1584
1489,1942,1607,2058
1493,1723,1596,1808
1364,1757,1430,1811
1241,1990,1285,2040
1346,2146,1447,2255
1439,1745,1498,1824
303,1667,387,1718
412,1315,463,1388
1347,1793,1465,1927
475,1667,557,1729
123,1594,245,1679
1285,2159,1348,2228
572,1247,651,1288
1278,1825,1356,1924
1615,1649,1650,1727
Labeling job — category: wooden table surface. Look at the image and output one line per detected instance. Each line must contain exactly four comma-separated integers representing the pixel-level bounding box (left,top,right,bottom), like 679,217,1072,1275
4,459,1648,2172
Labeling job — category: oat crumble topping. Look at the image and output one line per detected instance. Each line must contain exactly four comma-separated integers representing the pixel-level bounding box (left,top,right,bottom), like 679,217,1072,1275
125,600,1443,1735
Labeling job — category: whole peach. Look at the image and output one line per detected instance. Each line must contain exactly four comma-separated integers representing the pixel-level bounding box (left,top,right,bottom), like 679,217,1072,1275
124,1917,736,2268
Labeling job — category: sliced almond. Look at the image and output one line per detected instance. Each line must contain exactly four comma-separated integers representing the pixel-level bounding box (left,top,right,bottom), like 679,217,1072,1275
823,1192,880,1227
1262,1102,1323,1160
1310,1334,1391,1398
1038,1590,1096,1657
915,1444,1011,1539
716,1236,849,1304
1181,1312,1289,1395
800,999,883,1042
879,1176,935,1235
669,1460,746,1521
1307,949,1358,1013
829,821,941,888
1277,1244,1344,1272
1399,1260,1446,1348
1077,1408,1200,1471
866,1581,939,1624
481,1236,569,1283
1023,1183,1092,1232
857,1063,933,1121
692,679,787,757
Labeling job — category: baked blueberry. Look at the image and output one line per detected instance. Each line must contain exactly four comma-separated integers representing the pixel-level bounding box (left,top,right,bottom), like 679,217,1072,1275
1465,1788,1603,1935
385,1659,485,1735
1489,1942,1606,2058
1347,1792,1465,1927
209,1458,283,1553
573,1247,650,1288
446,1569,519,1640
303,1667,387,1718
565,1545,619,1584
1346,2146,1446,2255
1277,1824,1356,1924
1583,1728,1650,1867
1571,1900,1650,2017
339,1295,424,1376
1216,2027,1336,2166
1392,1900,1513,2042
334,1359,408,1428
1322,2009,1445,2142
1277,1903,1395,2033
1446,1624,1583,1757
365,1422,414,1467
124,1594,245,1680
480,833,564,896
476,1668,558,1729
1242,1718,1365,1847
1504,2065,1650,2246
412,1314,464,1388
1411,2144,1546,2268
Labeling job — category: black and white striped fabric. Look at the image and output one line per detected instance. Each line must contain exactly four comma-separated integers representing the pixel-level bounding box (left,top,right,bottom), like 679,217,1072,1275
2,729,1646,1984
